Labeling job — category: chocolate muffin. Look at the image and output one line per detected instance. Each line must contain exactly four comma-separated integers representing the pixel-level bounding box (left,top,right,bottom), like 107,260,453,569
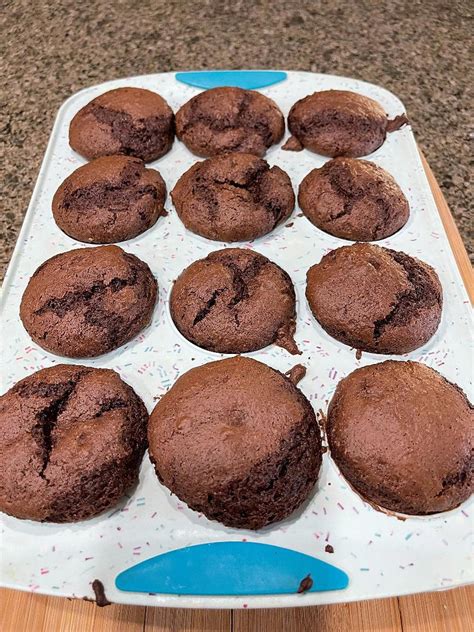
285,90,408,157
170,248,299,354
20,245,157,358
306,243,442,354
298,158,409,241
0,364,148,522
52,156,167,243
171,152,294,242
175,87,284,157
69,87,174,162
148,356,322,529
327,361,473,515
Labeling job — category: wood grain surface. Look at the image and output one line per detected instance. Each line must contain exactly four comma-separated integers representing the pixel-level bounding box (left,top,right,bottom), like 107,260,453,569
1,154,472,631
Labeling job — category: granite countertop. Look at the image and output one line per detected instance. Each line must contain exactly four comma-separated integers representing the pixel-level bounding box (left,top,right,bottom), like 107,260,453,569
1,0,472,280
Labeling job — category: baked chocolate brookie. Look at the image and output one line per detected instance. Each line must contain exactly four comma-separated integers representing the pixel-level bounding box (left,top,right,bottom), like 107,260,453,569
0,364,148,522
52,156,166,243
306,243,442,354
69,87,174,162
20,245,157,358
175,87,284,157
327,361,473,515
285,90,408,157
171,152,294,242
298,157,409,241
170,248,299,354
148,356,322,530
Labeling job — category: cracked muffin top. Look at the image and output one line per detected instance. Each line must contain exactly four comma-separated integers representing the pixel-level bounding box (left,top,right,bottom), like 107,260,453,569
327,361,473,515
298,157,409,241
148,356,321,529
171,152,294,242
285,90,408,157
20,245,157,358
69,87,175,162
306,243,442,354
175,87,285,157
52,155,167,244
170,248,299,354
0,364,148,522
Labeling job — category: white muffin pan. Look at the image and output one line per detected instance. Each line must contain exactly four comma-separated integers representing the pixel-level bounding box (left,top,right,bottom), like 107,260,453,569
0,71,472,608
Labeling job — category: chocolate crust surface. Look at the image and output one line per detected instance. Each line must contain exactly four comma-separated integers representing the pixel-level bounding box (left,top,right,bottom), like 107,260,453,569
327,361,473,515
148,356,322,530
0,364,148,522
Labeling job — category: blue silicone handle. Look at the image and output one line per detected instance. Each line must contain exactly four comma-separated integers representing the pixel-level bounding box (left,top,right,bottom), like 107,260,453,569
115,541,348,596
175,70,287,90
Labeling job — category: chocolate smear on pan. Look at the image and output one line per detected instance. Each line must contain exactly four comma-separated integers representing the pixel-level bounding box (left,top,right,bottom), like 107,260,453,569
92,579,111,607
282,135,304,151
297,574,313,593
285,364,306,385
387,114,409,132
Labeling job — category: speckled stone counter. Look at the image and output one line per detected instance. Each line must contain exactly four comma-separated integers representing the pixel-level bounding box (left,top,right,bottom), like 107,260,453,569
1,0,472,279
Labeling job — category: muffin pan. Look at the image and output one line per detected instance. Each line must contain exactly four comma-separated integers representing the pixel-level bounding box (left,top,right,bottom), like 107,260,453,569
1,71,472,608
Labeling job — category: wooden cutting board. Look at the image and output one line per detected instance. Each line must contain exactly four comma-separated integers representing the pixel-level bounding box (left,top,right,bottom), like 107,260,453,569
1,153,473,632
